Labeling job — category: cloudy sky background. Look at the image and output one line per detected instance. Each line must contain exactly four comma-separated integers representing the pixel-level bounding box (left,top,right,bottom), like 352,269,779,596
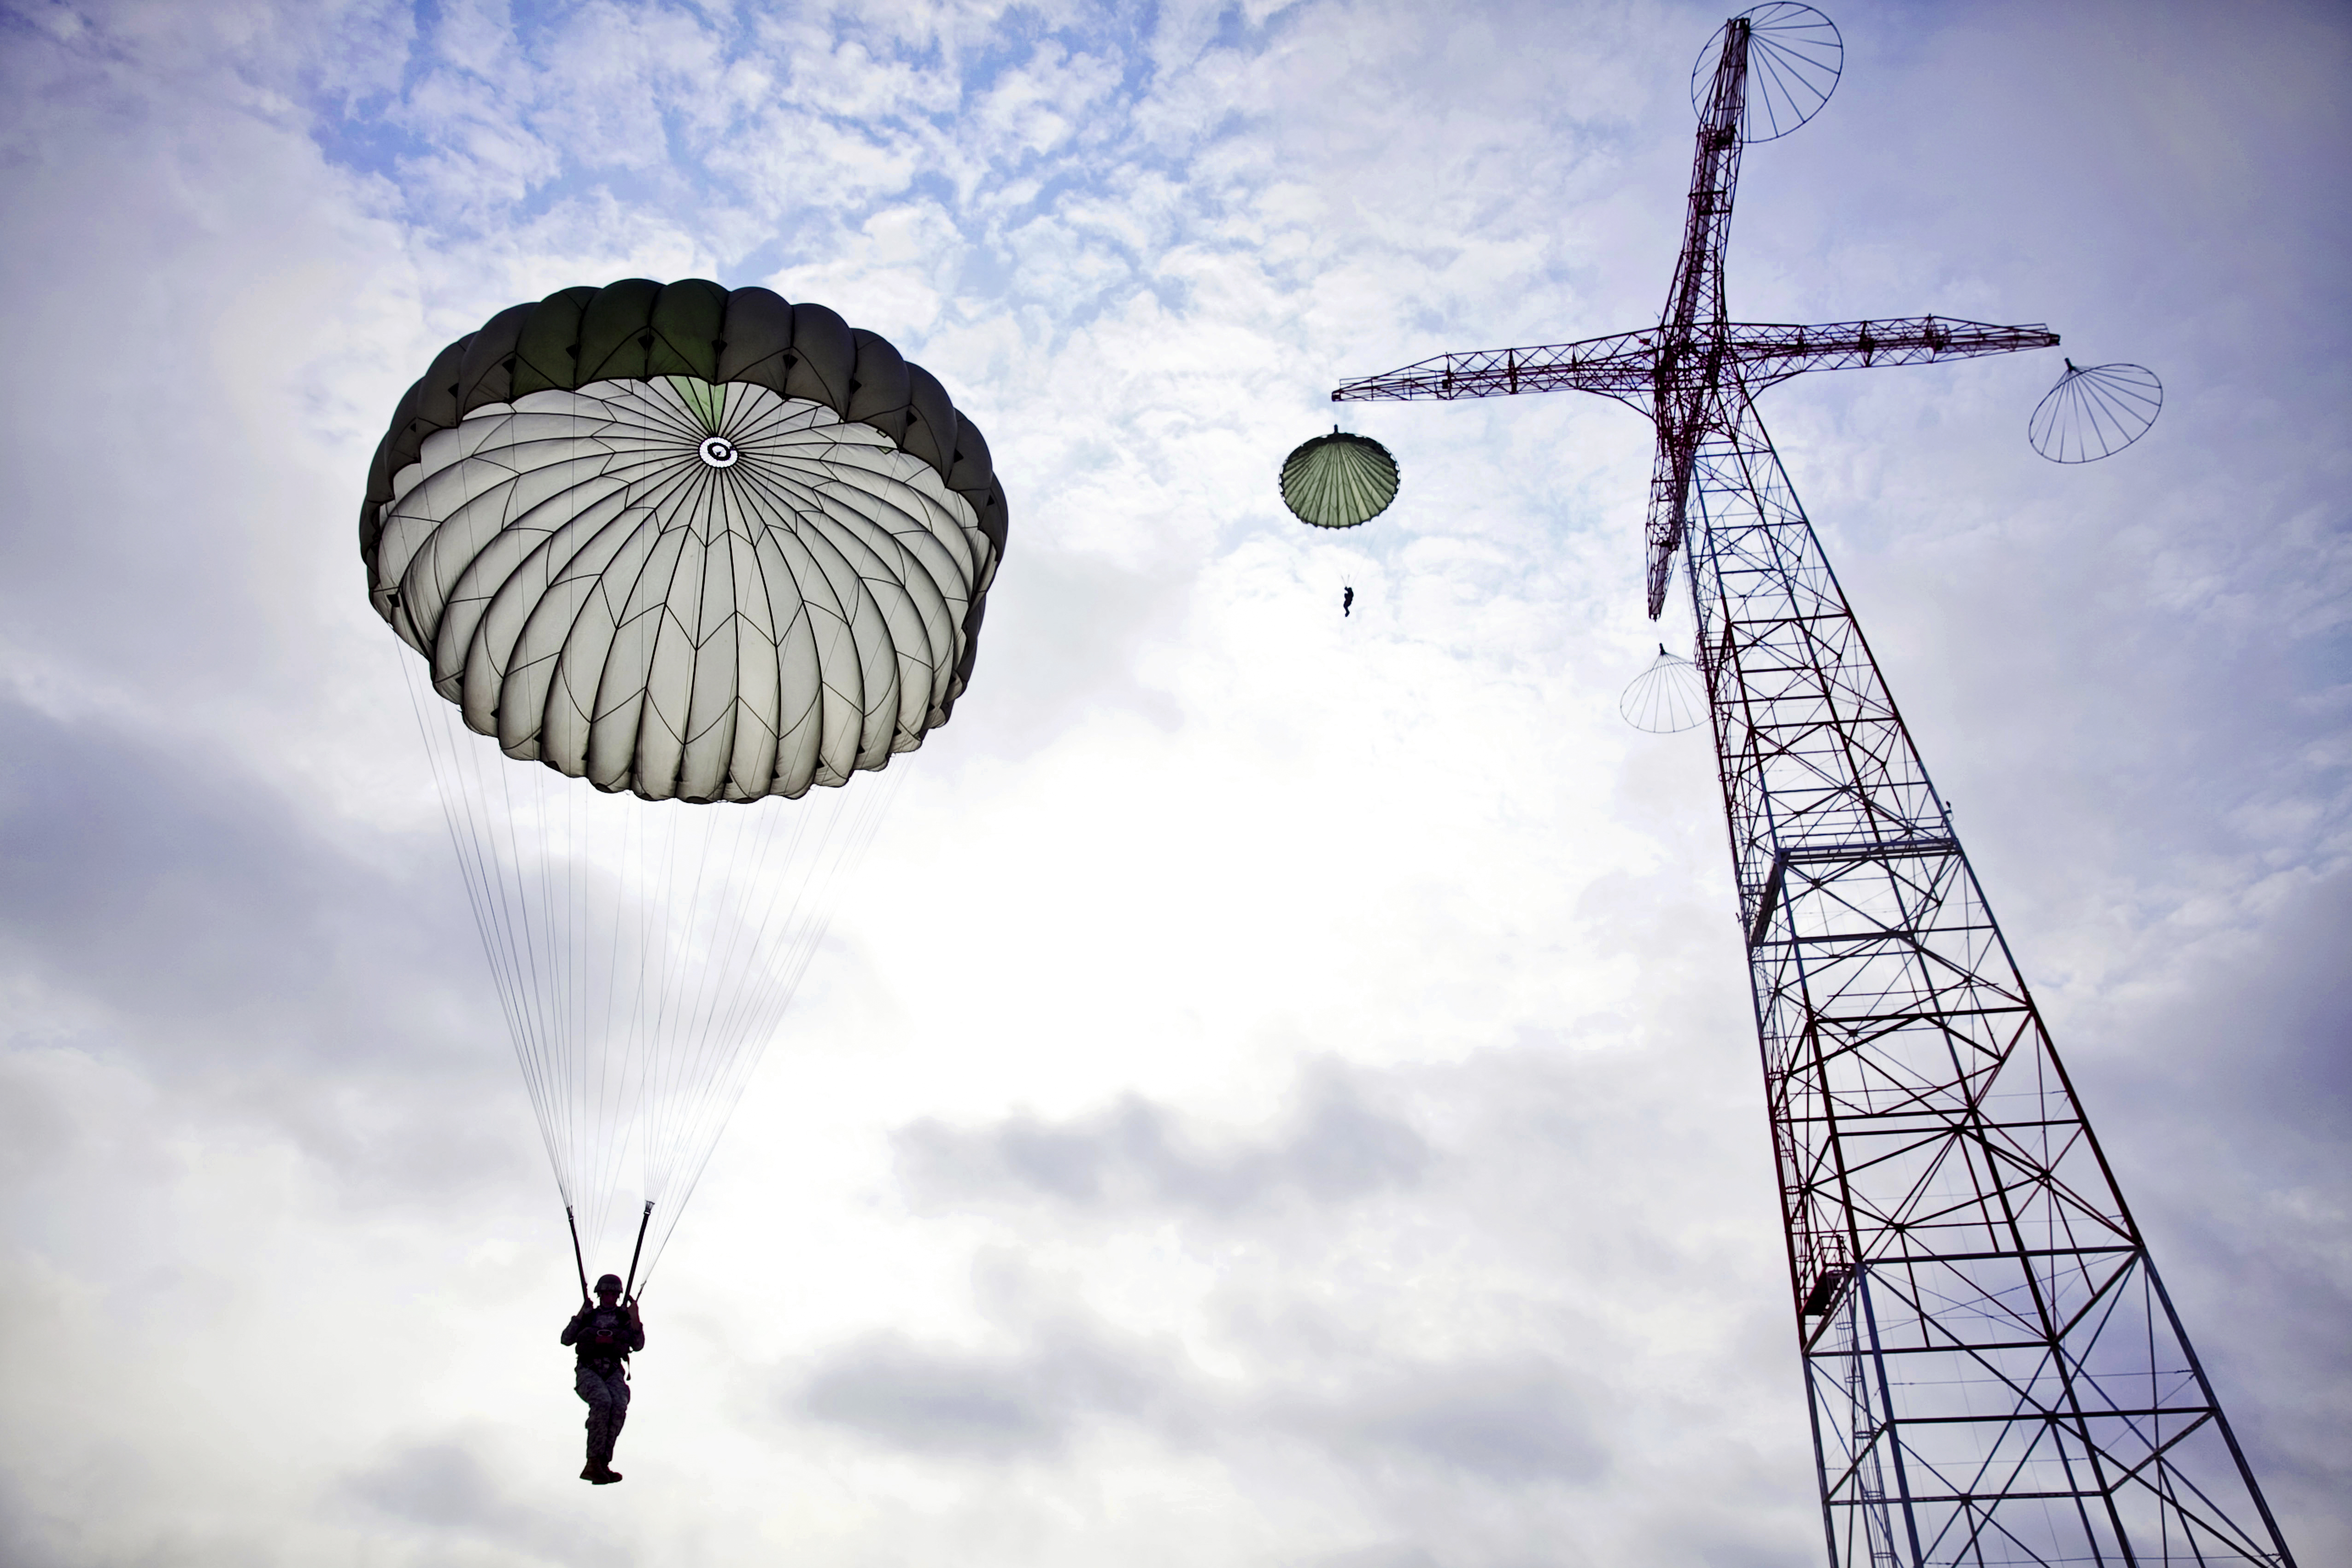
1,0,2345,1563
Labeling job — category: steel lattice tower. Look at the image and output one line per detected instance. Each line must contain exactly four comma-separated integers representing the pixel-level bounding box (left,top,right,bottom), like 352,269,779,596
1332,11,2295,1565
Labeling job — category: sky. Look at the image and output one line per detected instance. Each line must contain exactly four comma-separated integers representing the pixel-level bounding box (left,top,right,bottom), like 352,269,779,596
0,0,2346,1564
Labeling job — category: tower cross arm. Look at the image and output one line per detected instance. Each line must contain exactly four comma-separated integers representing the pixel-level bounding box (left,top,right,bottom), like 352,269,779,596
1331,328,1658,410
1332,316,2056,411
1724,316,2058,385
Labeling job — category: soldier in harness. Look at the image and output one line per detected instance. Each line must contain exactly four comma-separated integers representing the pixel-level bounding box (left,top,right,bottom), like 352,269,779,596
562,1274,644,1484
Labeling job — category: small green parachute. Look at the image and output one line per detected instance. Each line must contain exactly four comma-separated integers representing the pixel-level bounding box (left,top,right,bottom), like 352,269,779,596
1278,428,1399,529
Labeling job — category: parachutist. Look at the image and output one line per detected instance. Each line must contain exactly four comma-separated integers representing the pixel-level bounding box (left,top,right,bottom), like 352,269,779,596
562,1274,644,1484
1342,585,1355,617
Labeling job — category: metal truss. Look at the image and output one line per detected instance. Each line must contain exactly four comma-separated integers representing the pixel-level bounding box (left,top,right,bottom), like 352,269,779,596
1330,318,2059,409
1691,398,2291,1565
1330,12,2294,1564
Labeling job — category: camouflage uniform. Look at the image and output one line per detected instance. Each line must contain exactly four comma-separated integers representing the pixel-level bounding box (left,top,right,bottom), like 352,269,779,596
562,1303,644,1472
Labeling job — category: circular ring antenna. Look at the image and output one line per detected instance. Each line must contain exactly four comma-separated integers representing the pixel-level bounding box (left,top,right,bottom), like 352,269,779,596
1691,3,1843,144
2028,361,2163,463
1621,644,1707,734
1280,429,1400,530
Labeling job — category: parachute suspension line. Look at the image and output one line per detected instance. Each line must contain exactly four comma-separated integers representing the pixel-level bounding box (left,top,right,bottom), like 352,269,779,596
486,746,569,1211
579,796,638,1270
643,793,786,1204
574,784,618,1254
559,766,583,1217
397,650,573,1208
509,733,563,1202
597,795,633,1190
400,633,677,1262
632,762,911,1289
606,801,667,1270
485,710,579,1227
545,749,604,1247
397,653,505,1021
495,758,571,1210
642,780,716,1196
591,790,638,1252
672,792,815,1130
652,808,790,1195
711,763,902,1074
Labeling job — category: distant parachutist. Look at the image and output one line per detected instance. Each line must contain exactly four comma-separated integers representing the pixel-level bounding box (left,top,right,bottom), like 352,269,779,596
1343,585,1355,617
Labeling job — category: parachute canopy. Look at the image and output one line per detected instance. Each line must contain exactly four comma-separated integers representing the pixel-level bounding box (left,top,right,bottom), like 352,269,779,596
1620,644,1706,734
2028,360,2162,465
364,279,1007,801
365,281,1009,1290
1279,429,1399,530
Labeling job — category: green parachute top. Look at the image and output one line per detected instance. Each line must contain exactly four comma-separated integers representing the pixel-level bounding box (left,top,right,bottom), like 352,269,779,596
1279,429,1399,529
